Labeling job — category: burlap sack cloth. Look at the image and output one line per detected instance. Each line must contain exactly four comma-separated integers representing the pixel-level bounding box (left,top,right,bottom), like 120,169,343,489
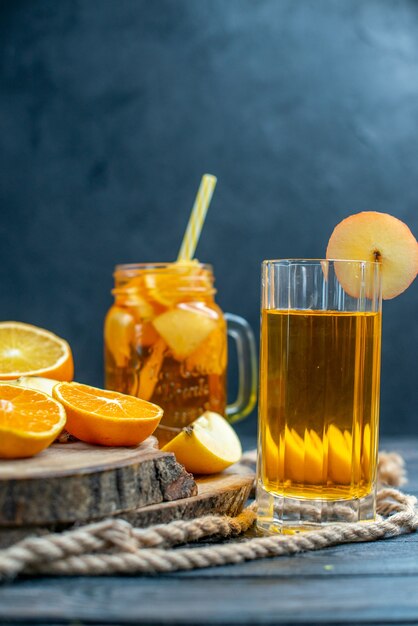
0,450,417,581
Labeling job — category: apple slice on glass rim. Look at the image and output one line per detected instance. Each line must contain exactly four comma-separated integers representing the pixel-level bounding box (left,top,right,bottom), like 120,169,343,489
326,211,418,299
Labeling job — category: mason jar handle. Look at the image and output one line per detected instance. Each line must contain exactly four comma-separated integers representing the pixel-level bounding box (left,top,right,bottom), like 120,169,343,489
225,313,257,423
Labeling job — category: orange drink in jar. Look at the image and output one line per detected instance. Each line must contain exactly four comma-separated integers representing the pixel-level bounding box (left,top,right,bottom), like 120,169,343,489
104,261,256,445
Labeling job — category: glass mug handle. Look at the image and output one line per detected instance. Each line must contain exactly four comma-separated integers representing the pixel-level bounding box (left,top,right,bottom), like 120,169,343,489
224,313,257,423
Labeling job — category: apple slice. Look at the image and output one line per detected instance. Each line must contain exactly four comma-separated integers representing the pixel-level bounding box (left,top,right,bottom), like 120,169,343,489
326,211,418,299
152,308,217,359
162,411,242,474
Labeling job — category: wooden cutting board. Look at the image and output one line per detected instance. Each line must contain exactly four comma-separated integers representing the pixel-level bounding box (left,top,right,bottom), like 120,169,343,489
0,437,197,527
0,437,254,548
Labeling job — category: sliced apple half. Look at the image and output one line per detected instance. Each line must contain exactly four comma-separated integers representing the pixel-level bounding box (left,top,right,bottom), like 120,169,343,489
326,211,418,299
162,411,242,474
152,308,217,359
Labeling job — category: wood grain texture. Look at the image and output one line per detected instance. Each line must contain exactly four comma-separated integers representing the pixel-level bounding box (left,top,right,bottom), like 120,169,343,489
0,468,254,548
0,438,416,626
0,437,197,526
121,469,254,527
2,576,418,625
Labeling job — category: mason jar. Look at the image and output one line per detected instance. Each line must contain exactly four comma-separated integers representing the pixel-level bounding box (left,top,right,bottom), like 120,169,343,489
104,261,257,445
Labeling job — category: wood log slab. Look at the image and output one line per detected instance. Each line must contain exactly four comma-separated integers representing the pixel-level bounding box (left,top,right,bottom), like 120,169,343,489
0,455,254,549
0,437,196,527
121,467,254,528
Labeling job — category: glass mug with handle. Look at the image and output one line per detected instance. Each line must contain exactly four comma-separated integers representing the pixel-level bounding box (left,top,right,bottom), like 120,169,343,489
257,259,382,533
104,261,257,445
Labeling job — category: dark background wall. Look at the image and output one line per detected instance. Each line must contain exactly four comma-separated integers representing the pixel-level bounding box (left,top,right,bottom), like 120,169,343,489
1,0,417,436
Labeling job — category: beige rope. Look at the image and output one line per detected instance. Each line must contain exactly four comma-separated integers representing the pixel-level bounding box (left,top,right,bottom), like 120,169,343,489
0,451,416,581
378,451,407,486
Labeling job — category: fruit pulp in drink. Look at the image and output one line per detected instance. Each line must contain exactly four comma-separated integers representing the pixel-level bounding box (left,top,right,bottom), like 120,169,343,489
104,263,227,446
259,309,381,500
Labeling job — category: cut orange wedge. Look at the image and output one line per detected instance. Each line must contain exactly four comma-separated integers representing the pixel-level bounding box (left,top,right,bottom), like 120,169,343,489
0,322,73,381
0,384,66,458
53,382,163,446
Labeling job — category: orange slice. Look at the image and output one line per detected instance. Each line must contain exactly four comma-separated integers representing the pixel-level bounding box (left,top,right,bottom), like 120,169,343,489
53,382,163,446
138,337,166,401
362,423,371,480
284,427,305,483
0,322,73,381
104,306,161,368
327,424,352,484
135,322,160,348
0,384,66,458
262,425,280,484
144,261,212,307
304,430,324,484
104,307,135,368
283,428,325,484
185,323,227,375
115,282,157,321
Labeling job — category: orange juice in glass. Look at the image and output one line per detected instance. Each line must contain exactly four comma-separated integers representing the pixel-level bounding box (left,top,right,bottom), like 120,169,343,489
104,261,256,445
257,260,382,533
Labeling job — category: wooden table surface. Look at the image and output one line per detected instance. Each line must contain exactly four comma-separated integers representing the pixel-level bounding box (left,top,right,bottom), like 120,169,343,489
0,436,417,626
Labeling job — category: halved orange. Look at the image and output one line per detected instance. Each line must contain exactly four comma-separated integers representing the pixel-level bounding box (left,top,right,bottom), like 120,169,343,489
0,322,73,381
53,382,163,446
0,384,67,458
